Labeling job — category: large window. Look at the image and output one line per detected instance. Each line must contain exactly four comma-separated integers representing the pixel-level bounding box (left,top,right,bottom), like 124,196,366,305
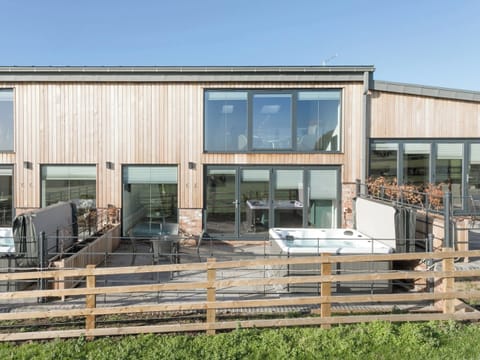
204,89,341,153
469,144,480,198
369,140,480,211
297,91,340,151
122,166,178,237
403,143,430,186
252,94,292,150
204,91,248,151
369,143,398,181
436,143,463,206
0,89,14,152
41,165,96,207
0,167,13,226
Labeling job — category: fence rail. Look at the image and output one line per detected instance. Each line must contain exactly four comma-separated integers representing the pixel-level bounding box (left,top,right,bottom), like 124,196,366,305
0,248,479,341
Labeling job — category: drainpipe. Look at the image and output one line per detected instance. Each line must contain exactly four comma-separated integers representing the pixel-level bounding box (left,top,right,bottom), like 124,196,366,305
360,71,372,195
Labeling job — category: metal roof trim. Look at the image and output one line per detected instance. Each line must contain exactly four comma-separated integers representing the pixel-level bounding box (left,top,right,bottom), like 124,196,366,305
0,65,375,83
372,80,480,102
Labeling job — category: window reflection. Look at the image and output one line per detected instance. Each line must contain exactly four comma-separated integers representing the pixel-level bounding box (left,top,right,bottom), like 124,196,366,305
252,94,292,150
370,143,398,181
297,91,340,151
434,143,463,208
204,91,247,152
0,167,13,226
41,166,96,208
469,144,480,198
204,89,342,153
0,89,14,152
122,166,178,237
403,144,430,186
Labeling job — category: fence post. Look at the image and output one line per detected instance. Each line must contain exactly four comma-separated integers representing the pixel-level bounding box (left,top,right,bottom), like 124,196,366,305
37,232,48,303
206,258,216,335
442,248,455,315
320,253,331,329
85,264,97,340
443,191,453,248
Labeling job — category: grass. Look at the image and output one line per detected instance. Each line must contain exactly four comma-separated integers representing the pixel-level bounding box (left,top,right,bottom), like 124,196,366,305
1,321,480,359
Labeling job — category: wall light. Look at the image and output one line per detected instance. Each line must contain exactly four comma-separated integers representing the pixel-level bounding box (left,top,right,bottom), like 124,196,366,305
23,161,33,170
188,162,196,170
106,161,115,170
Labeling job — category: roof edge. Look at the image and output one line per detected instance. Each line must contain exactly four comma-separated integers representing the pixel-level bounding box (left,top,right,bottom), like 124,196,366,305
0,66,375,83
0,65,375,74
372,80,480,102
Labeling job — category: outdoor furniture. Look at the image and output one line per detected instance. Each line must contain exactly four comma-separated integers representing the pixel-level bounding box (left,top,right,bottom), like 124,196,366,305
151,234,180,279
470,195,480,226
246,199,303,231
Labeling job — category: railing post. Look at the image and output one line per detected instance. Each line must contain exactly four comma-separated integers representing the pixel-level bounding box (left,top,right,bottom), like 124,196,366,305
85,264,97,340
206,258,216,335
426,233,434,292
355,179,361,197
443,191,452,248
442,249,455,315
37,232,48,303
320,253,331,329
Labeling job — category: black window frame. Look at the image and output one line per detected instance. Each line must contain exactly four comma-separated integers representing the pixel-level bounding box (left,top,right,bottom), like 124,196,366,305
203,88,342,154
369,138,480,214
0,88,14,153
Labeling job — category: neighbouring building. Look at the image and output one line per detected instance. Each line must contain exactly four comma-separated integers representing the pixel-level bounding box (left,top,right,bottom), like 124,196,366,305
0,66,479,240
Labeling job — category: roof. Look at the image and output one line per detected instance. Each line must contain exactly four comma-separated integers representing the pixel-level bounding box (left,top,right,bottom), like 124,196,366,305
0,65,375,83
372,80,480,103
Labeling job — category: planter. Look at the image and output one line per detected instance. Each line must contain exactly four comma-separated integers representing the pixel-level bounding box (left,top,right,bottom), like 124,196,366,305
51,224,121,299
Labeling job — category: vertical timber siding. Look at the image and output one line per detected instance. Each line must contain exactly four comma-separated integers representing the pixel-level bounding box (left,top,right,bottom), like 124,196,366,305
3,81,364,212
370,91,480,138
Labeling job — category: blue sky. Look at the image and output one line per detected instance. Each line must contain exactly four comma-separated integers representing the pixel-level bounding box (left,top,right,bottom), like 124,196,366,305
3,0,480,90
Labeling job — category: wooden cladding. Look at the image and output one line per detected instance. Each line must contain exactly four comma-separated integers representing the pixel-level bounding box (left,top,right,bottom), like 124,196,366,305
370,91,480,138
3,82,364,209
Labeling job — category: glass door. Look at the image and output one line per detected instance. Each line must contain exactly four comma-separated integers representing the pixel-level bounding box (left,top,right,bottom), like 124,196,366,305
308,169,338,228
205,168,237,236
0,167,13,226
273,169,304,228
239,169,270,237
205,166,340,239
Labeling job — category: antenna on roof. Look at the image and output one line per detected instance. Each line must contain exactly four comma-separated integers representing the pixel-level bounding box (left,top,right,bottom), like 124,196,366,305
322,53,338,66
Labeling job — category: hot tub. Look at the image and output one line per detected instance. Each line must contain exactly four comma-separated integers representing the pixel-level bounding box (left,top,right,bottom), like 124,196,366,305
268,228,394,294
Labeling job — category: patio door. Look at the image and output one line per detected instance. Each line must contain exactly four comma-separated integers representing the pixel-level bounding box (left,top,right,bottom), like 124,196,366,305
205,167,272,238
273,169,304,228
205,166,340,239
205,168,237,236
239,169,271,237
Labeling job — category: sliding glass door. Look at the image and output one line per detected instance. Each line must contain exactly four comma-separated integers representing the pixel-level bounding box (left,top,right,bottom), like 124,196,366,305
0,167,13,226
122,166,178,237
205,166,340,239
240,169,271,236
273,169,303,228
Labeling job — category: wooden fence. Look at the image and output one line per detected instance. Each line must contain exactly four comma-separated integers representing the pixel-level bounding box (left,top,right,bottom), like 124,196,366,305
1,248,480,341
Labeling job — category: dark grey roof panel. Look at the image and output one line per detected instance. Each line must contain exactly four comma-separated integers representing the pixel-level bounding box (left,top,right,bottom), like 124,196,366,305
372,80,480,102
0,66,374,83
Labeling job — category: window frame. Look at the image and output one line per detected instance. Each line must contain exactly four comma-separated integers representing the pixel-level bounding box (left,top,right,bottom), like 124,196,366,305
40,164,97,208
0,88,14,153
369,139,480,213
203,88,342,154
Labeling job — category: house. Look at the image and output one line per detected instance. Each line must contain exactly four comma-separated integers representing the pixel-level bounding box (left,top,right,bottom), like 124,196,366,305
0,66,479,240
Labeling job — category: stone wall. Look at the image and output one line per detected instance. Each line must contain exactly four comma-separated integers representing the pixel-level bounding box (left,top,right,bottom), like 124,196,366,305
342,183,356,228
178,208,202,236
